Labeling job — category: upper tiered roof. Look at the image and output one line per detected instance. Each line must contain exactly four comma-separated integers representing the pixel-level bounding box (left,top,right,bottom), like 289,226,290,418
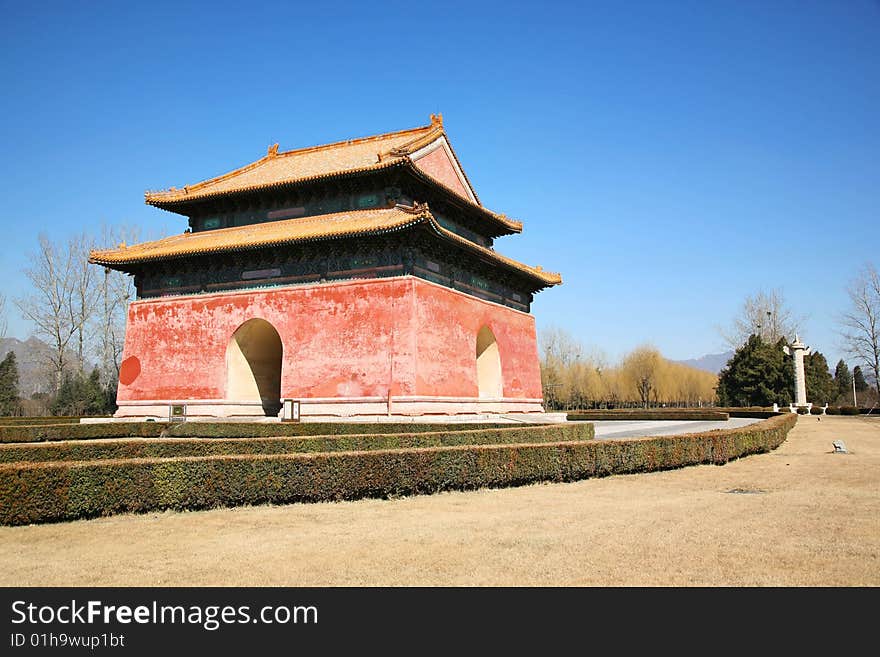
144,114,523,234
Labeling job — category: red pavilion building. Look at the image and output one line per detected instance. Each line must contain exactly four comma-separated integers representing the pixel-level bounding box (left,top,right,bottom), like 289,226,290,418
90,115,561,420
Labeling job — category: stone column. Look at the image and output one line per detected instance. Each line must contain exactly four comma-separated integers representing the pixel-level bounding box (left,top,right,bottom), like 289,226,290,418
783,336,811,406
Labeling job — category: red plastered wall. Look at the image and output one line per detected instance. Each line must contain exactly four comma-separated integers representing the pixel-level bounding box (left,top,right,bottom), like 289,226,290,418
413,146,472,200
411,279,542,399
116,277,541,402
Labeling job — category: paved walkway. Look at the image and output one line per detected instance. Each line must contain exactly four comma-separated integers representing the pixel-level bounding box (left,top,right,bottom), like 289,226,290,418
590,417,762,439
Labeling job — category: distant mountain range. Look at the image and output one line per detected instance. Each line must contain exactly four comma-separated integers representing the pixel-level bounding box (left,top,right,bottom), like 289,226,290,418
0,336,99,397
673,351,734,374
0,336,56,396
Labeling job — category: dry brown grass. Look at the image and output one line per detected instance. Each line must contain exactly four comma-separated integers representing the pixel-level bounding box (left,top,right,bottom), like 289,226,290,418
1,415,877,586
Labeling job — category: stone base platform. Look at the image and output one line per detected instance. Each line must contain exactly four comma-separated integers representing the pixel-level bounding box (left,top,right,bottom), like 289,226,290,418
91,397,566,424
83,413,567,425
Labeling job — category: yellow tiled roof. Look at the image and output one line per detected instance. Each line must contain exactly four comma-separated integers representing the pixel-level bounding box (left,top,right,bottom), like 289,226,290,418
143,115,523,234
89,204,561,287
145,128,427,203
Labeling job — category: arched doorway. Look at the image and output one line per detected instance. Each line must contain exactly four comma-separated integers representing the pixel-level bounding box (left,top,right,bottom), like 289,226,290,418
226,318,283,416
476,326,503,399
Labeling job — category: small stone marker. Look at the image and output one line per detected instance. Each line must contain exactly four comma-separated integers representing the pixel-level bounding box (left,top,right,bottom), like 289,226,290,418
832,440,848,454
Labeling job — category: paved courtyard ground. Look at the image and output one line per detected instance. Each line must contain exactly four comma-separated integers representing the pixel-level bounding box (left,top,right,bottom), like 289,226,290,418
1,415,877,586
591,416,761,439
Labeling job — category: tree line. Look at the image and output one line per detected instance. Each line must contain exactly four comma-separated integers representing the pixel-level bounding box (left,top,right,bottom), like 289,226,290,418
539,328,718,409
714,268,879,408
0,227,138,416
715,334,869,407
540,261,880,410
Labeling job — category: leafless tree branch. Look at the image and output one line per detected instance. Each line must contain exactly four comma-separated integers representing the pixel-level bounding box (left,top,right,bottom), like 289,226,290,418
719,288,801,349
14,233,105,390
92,224,137,384
839,263,880,397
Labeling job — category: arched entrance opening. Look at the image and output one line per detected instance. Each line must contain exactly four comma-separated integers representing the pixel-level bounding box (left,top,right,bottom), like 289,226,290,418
226,318,283,416
476,325,503,399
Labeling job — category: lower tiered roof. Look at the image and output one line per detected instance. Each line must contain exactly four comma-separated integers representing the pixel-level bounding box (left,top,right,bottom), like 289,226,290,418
89,204,562,288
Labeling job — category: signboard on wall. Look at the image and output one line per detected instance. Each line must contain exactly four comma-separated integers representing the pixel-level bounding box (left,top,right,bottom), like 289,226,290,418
169,404,186,422
282,399,300,422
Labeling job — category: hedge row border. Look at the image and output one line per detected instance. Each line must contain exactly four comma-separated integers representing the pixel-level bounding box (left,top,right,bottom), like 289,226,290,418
0,421,513,444
0,414,796,526
0,424,593,464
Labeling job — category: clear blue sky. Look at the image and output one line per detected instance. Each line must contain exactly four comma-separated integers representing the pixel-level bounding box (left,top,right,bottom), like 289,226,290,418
1,0,877,367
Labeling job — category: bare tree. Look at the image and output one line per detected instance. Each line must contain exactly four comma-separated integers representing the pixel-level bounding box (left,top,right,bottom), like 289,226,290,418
539,327,612,409
621,345,662,409
92,225,138,384
70,232,100,370
539,327,584,367
539,327,581,409
720,289,800,349
14,234,94,389
840,263,880,397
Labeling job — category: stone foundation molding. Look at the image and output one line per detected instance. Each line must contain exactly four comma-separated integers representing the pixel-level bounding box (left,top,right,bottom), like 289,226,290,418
114,395,547,421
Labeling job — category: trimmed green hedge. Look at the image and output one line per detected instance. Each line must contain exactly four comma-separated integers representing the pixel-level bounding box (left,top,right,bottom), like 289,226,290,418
822,406,877,416
0,424,594,464
567,410,728,421
726,410,781,419
0,421,512,444
0,414,796,526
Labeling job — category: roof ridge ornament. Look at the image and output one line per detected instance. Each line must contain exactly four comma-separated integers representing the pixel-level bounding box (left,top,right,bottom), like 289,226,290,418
430,113,443,128
267,143,279,158
396,201,429,215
